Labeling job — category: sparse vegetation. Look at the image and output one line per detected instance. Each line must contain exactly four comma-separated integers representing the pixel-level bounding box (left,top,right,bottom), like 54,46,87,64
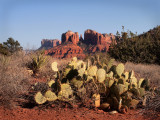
0,50,159,120
0,52,31,107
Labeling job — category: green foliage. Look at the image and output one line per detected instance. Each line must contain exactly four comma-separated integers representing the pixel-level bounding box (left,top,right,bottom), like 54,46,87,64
0,43,9,55
2,38,22,55
109,26,160,64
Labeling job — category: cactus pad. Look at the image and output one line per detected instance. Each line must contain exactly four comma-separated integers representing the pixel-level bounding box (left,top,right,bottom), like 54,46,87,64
138,88,145,97
116,63,124,77
72,57,77,62
51,62,58,72
44,90,57,101
58,84,73,100
97,69,106,83
78,68,85,77
88,66,97,76
48,80,55,87
63,68,71,77
34,91,47,104
123,72,129,81
106,71,114,78
108,80,115,88
107,59,115,72
138,78,144,88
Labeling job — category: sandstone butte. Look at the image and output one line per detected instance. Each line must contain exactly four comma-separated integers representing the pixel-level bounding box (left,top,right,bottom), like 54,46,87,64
45,30,85,59
84,29,116,53
44,30,116,58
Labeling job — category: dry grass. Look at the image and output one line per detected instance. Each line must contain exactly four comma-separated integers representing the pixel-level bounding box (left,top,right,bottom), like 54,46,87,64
124,62,160,87
123,62,160,116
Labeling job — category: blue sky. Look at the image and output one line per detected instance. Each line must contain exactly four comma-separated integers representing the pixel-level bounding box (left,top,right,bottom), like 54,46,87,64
0,0,159,49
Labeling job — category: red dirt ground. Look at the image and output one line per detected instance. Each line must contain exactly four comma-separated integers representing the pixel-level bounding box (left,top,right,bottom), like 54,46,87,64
0,107,159,120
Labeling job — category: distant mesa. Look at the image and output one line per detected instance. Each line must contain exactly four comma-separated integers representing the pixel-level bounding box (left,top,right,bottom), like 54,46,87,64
40,39,61,50
40,29,116,58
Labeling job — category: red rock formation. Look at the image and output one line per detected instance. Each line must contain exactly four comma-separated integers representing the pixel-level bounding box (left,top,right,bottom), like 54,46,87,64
41,39,61,49
84,29,115,52
62,30,79,44
45,43,85,59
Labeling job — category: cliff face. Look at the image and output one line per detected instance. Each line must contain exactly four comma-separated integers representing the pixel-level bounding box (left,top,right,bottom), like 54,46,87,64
84,29,115,52
61,30,79,44
84,29,115,45
45,43,85,59
40,39,61,49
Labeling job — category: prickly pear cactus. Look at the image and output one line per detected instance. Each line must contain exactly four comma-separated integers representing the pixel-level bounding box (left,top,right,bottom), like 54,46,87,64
88,66,97,76
44,90,57,101
138,88,145,97
63,67,72,77
116,63,124,77
71,78,83,89
138,78,144,88
129,70,135,79
97,69,106,83
107,59,115,72
51,62,58,72
72,57,77,62
106,71,114,78
117,84,128,95
34,91,47,104
48,80,55,87
108,79,115,88
123,72,129,81
58,84,73,100
33,55,149,113
78,68,85,77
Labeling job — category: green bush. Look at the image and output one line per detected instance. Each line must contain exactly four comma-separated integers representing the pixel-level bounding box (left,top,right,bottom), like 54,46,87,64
0,38,22,56
109,26,160,64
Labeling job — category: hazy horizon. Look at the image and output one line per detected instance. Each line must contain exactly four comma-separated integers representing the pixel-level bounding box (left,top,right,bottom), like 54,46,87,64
0,0,160,49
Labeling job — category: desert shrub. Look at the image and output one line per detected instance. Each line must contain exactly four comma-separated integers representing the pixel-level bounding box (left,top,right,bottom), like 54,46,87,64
27,51,47,75
0,38,23,56
0,52,31,108
109,26,160,65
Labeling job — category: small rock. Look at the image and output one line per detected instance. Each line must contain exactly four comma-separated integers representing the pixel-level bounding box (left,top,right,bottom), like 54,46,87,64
109,110,118,115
